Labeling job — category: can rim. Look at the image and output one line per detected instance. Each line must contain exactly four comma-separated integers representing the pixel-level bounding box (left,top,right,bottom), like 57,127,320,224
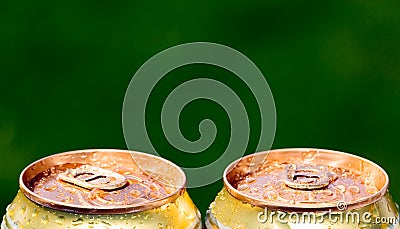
223,148,389,211
19,149,186,214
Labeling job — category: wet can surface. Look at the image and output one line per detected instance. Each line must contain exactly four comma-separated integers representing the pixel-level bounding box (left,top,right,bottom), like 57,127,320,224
2,149,201,228
206,148,399,229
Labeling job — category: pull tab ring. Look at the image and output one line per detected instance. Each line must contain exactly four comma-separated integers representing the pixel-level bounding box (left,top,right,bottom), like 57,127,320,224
284,164,331,190
58,165,127,190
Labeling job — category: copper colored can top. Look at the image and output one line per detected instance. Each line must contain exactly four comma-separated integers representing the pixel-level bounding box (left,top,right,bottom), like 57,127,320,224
19,149,186,214
224,148,389,211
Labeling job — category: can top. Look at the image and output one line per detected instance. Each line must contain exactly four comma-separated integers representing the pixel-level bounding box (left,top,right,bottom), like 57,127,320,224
224,148,389,211
19,149,186,214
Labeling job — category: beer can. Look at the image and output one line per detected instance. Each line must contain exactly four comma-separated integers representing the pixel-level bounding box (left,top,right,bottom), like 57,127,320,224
2,149,201,228
206,148,399,228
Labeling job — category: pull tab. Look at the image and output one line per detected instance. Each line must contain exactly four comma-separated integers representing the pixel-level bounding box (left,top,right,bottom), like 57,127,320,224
284,164,330,190
58,165,127,190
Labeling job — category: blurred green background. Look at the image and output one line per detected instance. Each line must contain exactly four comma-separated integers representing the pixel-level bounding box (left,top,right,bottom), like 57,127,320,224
1,0,399,221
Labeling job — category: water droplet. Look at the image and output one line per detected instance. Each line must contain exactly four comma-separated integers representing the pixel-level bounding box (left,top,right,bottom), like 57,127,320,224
102,162,111,168
31,208,38,218
245,177,256,183
41,215,49,225
234,221,246,229
237,184,249,191
72,217,84,226
301,150,318,161
19,204,26,215
249,187,258,194
14,220,23,227
44,184,58,192
55,216,66,225
321,190,334,196
90,152,99,161
348,185,360,194
50,166,56,174
61,196,74,203
263,191,277,200
123,171,132,175
336,185,346,193
100,220,111,226
366,187,378,194
186,214,195,220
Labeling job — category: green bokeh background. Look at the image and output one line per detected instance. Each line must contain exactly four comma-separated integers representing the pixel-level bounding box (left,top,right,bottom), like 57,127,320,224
1,0,399,221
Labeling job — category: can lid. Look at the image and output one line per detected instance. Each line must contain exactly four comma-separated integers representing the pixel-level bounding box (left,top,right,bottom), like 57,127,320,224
224,148,389,211
19,149,186,214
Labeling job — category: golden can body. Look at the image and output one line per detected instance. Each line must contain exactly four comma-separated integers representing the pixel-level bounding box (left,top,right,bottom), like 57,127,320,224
206,148,399,229
1,149,201,229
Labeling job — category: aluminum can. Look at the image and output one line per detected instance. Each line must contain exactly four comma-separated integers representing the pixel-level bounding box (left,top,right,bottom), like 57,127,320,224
2,149,201,228
206,148,399,229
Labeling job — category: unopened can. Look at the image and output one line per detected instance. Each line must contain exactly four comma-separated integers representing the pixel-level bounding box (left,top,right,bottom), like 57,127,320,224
206,148,399,229
2,149,201,228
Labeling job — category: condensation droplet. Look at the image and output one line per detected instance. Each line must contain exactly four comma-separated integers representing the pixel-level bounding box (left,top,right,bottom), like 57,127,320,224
263,191,277,200
55,216,66,225
44,184,58,192
245,177,256,183
186,214,195,220
100,220,111,226
31,208,38,218
348,185,360,194
321,190,334,196
41,215,49,225
50,166,56,174
72,217,84,226
237,184,249,191
61,196,74,204
89,152,99,161
366,187,378,194
19,204,26,215
301,150,318,161
336,185,346,193
249,187,258,194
